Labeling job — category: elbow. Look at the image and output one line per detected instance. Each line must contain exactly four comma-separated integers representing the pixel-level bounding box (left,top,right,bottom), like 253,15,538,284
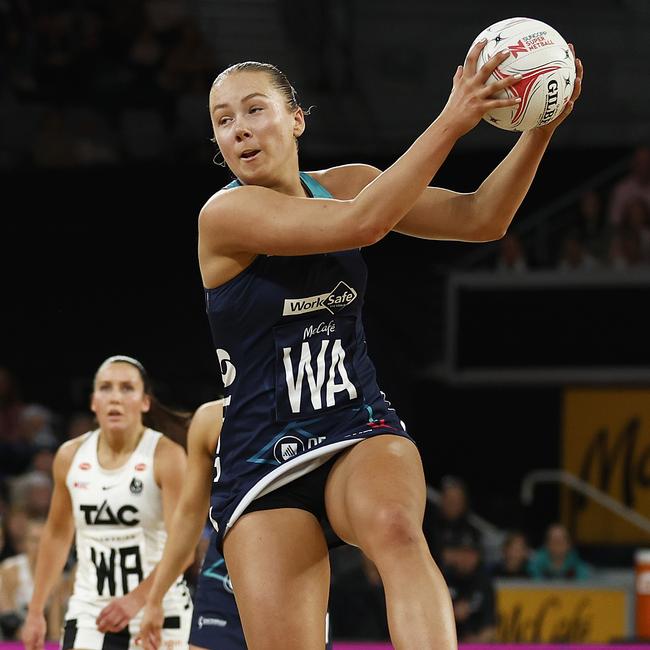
474,215,510,242
345,199,392,248
358,221,390,247
484,225,508,242
354,207,392,247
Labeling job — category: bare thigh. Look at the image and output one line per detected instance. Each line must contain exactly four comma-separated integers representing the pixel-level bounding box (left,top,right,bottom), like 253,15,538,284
223,508,330,650
324,435,426,552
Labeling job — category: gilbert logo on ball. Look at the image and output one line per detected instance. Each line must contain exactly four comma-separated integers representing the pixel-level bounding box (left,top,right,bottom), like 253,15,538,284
470,17,576,131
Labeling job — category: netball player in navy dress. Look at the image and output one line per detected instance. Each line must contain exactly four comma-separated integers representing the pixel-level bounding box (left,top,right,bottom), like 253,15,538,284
138,402,333,650
190,42,581,650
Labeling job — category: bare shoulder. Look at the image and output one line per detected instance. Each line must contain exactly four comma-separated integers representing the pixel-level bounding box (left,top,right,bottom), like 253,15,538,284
191,400,224,428
154,434,186,464
199,184,275,221
308,164,382,200
53,436,88,481
188,400,224,456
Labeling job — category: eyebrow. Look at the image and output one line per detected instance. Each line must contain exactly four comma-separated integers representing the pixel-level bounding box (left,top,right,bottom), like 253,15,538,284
212,92,269,113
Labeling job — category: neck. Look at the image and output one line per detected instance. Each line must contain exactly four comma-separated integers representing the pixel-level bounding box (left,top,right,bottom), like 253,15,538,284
266,156,306,197
99,426,144,455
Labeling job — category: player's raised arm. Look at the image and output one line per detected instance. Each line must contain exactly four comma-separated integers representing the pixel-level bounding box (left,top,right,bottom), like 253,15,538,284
392,29,583,242
199,42,520,259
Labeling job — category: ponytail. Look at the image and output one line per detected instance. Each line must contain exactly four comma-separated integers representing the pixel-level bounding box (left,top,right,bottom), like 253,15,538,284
143,397,192,448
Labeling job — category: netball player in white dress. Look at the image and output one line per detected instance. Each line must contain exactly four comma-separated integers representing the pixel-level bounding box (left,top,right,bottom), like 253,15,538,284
22,356,193,650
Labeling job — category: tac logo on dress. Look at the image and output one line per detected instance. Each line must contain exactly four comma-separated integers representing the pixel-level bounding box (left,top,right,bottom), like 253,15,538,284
282,281,357,316
273,435,305,463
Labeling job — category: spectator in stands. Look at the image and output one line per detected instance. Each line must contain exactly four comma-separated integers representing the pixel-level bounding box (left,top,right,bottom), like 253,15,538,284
423,475,482,564
10,472,53,520
0,517,66,640
0,397,41,479
19,404,58,451
4,508,29,557
608,224,647,270
495,232,528,273
491,530,531,578
28,444,56,478
571,189,609,261
64,412,95,440
556,230,600,272
329,548,389,641
609,146,650,226
442,531,496,643
619,196,650,261
529,522,591,580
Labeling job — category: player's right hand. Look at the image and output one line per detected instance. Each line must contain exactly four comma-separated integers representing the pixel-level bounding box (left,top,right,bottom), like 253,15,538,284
21,610,47,650
137,601,164,650
440,39,521,137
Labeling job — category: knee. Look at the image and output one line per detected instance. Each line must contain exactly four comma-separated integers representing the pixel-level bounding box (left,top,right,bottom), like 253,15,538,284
357,503,424,556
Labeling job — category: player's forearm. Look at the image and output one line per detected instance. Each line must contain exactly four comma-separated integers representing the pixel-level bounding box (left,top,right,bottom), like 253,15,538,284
147,502,204,603
473,128,553,237
28,528,73,614
353,116,461,240
125,567,158,609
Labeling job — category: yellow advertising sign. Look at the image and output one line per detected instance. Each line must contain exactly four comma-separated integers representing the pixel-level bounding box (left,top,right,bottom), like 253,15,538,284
562,389,650,544
497,586,627,643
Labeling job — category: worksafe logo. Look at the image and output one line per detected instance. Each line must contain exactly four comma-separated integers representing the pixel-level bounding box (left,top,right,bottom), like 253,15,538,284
283,281,357,316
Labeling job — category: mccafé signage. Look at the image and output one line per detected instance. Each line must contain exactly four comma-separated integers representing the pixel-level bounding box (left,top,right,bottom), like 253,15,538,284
562,389,650,544
496,586,627,643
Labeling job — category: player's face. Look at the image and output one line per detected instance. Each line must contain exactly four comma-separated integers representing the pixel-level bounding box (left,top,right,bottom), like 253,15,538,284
209,71,305,185
91,362,150,435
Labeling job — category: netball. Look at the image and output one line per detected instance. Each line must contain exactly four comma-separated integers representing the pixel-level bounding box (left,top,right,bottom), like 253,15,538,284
472,17,576,131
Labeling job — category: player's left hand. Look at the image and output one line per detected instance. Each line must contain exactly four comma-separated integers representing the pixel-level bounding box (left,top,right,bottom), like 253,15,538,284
536,44,583,134
137,601,164,650
96,593,142,632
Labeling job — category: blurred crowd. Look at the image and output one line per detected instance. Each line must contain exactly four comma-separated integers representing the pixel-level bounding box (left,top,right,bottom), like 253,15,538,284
496,146,650,273
0,363,594,642
1,0,217,168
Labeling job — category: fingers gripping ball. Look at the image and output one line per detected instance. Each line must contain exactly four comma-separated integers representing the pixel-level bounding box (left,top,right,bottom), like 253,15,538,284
470,17,576,131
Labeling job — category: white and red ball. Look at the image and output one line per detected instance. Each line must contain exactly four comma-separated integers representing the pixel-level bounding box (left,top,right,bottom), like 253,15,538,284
470,17,576,131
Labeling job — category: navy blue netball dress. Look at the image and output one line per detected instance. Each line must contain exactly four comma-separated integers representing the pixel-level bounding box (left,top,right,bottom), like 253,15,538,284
205,172,412,548
189,532,244,650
